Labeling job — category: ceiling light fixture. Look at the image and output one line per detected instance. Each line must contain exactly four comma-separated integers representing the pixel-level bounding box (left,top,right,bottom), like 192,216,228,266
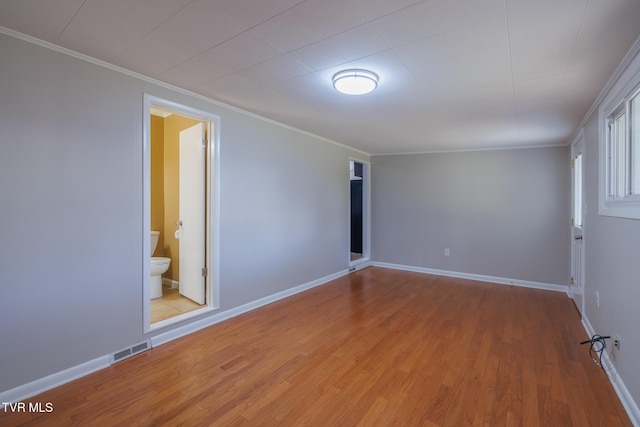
332,69,378,95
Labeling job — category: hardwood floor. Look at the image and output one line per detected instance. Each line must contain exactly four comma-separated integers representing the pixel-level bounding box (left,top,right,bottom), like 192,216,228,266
2,267,631,426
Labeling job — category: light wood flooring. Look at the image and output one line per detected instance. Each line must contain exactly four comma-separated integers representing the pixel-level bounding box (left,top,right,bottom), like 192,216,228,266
151,287,204,323
2,267,631,426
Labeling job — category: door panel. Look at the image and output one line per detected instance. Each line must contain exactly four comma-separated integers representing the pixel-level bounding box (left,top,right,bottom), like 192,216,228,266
179,123,205,305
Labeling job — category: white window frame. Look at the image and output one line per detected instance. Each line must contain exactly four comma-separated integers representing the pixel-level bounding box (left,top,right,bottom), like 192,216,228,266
599,50,640,220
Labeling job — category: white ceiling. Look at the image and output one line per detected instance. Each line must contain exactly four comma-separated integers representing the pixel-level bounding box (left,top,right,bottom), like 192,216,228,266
2,0,640,154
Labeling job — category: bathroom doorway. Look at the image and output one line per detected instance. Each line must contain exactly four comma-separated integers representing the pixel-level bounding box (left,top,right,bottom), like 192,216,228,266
143,95,220,332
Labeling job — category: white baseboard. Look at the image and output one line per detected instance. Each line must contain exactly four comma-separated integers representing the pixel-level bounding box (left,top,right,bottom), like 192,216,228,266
151,267,352,347
0,355,111,404
371,261,569,293
582,316,640,426
0,263,576,411
0,267,353,403
376,261,639,424
162,278,179,289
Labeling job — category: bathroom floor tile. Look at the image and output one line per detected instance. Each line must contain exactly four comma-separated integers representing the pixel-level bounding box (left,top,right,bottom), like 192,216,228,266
150,287,203,323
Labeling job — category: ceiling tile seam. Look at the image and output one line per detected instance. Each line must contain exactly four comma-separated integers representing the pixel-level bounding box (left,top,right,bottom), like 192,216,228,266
423,0,444,36
276,0,435,65
384,45,438,105
192,0,439,90
152,0,312,77
372,1,448,111
362,0,445,103
513,69,570,84
196,4,447,96
54,0,88,43
559,0,590,98
364,0,428,25
285,1,425,56
197,39,436,97
359,0,465,56
194,56,318,97
430,0,515,113
421,1,464,112
108,0,197,63
503,0,519,139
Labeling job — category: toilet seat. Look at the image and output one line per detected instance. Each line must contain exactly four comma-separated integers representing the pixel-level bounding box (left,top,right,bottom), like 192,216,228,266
151,257,171,266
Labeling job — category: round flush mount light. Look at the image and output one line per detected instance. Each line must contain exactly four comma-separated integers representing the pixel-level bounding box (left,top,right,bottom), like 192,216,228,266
332,69,378,95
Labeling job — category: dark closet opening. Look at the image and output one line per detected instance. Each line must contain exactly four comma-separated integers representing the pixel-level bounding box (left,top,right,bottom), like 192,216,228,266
350,161,363,260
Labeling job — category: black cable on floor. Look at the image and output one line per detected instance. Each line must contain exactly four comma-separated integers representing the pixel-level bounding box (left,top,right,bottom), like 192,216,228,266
580,335,610,371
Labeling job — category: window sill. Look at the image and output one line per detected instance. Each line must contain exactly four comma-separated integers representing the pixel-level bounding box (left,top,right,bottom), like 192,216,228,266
599,202,640,220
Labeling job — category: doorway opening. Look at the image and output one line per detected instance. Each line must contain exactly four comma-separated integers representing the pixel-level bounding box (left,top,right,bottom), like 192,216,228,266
350,159,370,265
571,133,585,316
143,95,220,332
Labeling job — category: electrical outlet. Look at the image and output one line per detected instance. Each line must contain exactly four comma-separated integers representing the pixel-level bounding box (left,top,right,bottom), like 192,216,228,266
613,334,621,350
444,248,450,256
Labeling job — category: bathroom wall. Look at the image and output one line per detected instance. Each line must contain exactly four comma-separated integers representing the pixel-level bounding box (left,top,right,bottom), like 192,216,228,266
0,32,368,395
150,114,165,256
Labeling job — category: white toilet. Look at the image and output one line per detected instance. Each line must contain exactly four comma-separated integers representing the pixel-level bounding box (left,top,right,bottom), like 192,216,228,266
150,231,171,299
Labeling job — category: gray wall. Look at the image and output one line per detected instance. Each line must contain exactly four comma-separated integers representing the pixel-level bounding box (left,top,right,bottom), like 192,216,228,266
0,33,367,393
371,147,571,285
582,104,640,406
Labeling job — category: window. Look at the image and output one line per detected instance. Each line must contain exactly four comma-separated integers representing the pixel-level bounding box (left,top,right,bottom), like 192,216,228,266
607,104,627,199
632,91,640,193
606,88,640,203
599,50,640,220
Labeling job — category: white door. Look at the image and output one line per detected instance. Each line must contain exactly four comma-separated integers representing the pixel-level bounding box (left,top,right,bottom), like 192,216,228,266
571,136,585,315
179,123,206,304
